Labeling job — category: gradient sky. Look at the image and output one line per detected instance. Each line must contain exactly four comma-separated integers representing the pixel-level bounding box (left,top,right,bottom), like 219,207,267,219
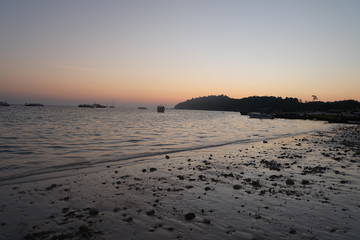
1,0,359,106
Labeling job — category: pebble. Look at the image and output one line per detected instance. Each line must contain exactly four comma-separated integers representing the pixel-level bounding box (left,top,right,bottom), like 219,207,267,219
286,179,295,185
146,210,155,216
89,208,99,216
233,185,242,190
184,212,196,221
301,179,310,185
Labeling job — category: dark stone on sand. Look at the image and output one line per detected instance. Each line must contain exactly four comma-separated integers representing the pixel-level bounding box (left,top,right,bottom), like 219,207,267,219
260,159,281,171
46,184,58,191
204,187,212,191
289,228,296,234
88,208,99,216
184,212,196,221
221,173,234,178
233,184,242,190
302,166,327,175
269,174,283,180
286,178,295,185
244,178,251,182
198,175,206,181
251,180,261,188
177,175,185,180
340,180,348,184
62,207,70,213
165,155,170,159
146,210,155,216
263,140,268,143
301,179,310,185
142,169,147,173
150,168,157,172
123,217,133,222
78,225,103,238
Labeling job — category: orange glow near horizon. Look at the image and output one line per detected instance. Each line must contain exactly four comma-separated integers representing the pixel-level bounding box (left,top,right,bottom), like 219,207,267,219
2,60,359,106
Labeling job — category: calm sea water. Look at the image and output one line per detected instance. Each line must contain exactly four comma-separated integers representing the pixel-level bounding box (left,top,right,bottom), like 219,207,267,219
0,106,334,185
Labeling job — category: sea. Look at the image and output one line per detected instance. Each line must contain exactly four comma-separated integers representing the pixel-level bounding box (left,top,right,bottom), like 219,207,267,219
0,105,336,185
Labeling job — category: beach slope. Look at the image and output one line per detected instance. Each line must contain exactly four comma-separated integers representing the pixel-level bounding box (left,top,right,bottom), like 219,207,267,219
0,126,359,240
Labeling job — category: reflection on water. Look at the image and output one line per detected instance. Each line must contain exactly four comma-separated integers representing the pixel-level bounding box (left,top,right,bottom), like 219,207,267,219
0,106,333,183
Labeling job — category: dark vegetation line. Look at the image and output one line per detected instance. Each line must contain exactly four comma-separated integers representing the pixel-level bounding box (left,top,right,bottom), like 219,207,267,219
174,95,360,123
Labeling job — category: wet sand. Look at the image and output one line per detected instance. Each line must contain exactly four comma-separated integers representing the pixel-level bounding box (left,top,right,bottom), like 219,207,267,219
0,126,359,239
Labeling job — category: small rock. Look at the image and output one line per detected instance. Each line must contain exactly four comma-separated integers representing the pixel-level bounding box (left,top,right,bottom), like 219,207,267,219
289,228,296,234
165,155,170,159
62,207,70,213
123,217,133,222
89,208,99,216
46,184,58,191
146,210,155,216
301,179,310,185
233,184,242,190
149,168,157,172
251,180,261,188
177,175,185,180
184,212,196,221
286,178,295,185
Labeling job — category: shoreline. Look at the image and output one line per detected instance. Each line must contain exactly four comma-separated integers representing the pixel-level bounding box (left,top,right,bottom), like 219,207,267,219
0,126,359,239
0,122,339,187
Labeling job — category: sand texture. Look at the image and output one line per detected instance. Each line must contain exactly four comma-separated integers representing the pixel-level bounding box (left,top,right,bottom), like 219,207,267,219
0,126,359,240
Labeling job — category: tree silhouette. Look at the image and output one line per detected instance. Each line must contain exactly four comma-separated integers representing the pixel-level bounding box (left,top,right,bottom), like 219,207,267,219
312,95,318,101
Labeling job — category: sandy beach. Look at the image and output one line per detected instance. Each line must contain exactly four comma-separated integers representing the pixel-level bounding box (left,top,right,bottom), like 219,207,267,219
0,125,359,240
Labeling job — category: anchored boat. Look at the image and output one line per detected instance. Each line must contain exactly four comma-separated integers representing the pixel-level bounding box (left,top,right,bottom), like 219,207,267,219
157,105,165,113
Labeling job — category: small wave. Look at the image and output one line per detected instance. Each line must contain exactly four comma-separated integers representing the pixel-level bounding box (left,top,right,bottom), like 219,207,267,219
51,145,67,149
16,151,34,155
0,150,14,153
0,127,327,187
126,139,143,143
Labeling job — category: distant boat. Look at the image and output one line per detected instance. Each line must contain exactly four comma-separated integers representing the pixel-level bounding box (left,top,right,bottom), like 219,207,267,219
157,105,165,113
0,101,10,106
248,112,274,119
78,103,107,108
109,98,115,108
25,103,44,107
78,104,93,108
138,107,147,110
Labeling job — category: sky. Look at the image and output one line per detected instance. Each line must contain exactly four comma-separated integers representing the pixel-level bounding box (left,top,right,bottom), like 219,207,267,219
0,0,359,106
